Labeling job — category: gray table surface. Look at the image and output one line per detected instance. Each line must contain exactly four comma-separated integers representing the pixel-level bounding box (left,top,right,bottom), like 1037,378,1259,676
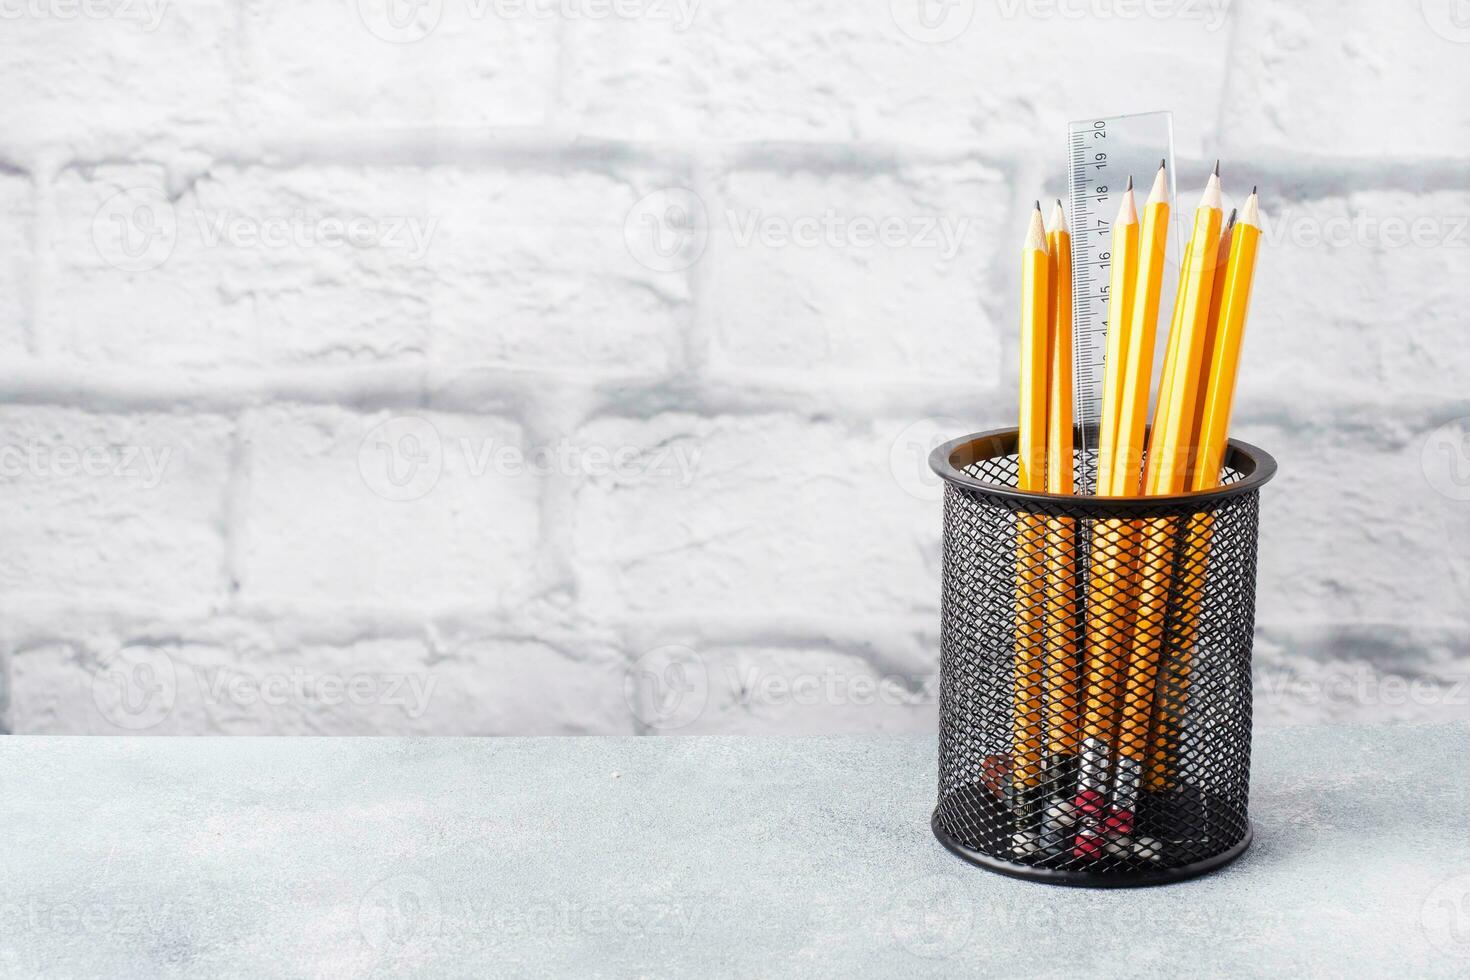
2,726,1468,978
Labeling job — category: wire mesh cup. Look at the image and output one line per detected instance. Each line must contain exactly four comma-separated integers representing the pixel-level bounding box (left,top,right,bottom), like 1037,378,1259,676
929,427,1277,887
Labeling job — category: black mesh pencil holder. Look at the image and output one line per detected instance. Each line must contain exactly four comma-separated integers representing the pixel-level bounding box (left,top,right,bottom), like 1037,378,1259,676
930,427,1276,887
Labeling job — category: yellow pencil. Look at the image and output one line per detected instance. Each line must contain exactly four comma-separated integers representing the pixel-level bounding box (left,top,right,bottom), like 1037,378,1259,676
1013,203,1050,833
1192,189,1261,490
1185,207,1238,486
1113,167,1223,820
1043,200,1081,780
1146,163,1224,493
1096,177,1139,492
1077,182,1138,823
1146,193,1260,793
1146,236,1194,484
1145,205,1237,793
1108,162,1171,499
1082,162,1167,841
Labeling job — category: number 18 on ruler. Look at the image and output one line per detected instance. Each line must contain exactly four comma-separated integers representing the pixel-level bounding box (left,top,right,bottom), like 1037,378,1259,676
1066,111,1176,492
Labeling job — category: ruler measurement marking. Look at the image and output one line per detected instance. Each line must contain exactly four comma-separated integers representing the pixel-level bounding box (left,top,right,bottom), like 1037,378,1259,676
1067,111,1173,492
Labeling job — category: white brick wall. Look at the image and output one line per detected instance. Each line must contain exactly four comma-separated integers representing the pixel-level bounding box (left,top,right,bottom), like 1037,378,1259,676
2,0,1468,734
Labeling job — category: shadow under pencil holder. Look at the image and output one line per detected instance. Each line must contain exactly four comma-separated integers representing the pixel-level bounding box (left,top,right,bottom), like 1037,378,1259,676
929,427,1277,887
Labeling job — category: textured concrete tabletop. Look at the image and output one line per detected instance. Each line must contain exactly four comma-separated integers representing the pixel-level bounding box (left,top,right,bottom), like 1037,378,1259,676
2,727,1468,978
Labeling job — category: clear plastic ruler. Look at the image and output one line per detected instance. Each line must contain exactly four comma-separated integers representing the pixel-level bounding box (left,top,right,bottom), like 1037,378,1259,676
1066,111,1177,493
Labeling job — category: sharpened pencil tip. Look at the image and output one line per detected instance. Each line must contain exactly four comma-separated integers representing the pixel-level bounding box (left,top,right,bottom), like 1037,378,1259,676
1213,159,1220,178
1241,191,1261,227
1251,185,1258,196
1126,175,1133,191
1145,165,1169,206
1160,158,1166,170
1024,206,1048,251
1200,170,1223,210
1034,200,1041,212
1047,198,1068,234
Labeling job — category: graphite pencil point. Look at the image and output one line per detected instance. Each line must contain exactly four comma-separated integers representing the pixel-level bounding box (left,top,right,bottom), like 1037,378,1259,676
1047,198,1069,234
1200,171,1223,210
1024,206,1048,251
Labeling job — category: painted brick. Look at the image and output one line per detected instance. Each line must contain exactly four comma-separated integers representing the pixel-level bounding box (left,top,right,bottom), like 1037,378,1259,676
561,0,1232,155
1238,190,1470,402
422,167,689,376
1238,417,1470,633
48,163,685,374
0,172,32,356
237,406,543,604
570,413,938,621
48,164,436,366
240,0,559,129
0,0,236,158
0,407,231,603
1220,0,1470,160
703,160,1008,383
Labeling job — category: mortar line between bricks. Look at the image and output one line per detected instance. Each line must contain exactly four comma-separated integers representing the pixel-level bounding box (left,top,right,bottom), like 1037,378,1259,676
0,367,1465,435
42,137,1470,192
1,601,1463,669
220,418,251,599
